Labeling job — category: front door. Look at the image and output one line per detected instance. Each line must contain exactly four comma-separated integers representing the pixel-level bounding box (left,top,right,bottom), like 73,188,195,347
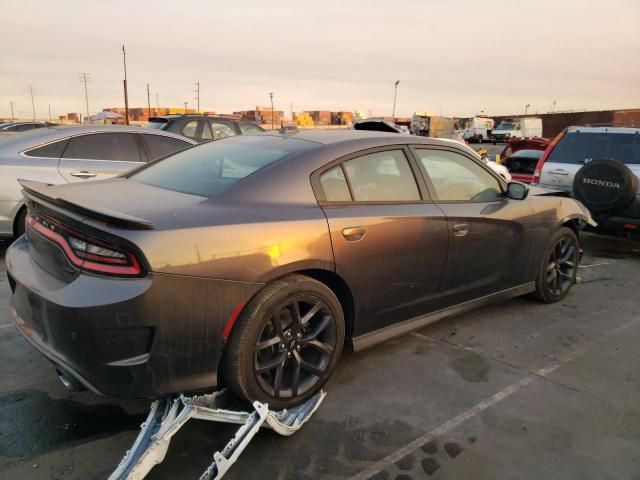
316,147,449,336
413,146,535,306
58,132,144,182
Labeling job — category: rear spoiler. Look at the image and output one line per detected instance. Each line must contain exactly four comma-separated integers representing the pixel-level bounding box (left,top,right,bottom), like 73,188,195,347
19,179,154,230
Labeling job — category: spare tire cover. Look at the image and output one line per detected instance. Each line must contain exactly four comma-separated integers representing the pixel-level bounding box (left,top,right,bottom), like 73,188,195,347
573,159,638,214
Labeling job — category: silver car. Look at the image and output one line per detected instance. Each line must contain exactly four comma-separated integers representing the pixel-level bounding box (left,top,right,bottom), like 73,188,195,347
0,125,196,238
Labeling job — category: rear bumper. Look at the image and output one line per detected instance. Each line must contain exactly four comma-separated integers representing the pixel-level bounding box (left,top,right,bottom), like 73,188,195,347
6,235,262,398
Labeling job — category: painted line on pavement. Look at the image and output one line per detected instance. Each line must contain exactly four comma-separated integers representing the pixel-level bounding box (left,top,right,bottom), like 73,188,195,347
350,316,640,480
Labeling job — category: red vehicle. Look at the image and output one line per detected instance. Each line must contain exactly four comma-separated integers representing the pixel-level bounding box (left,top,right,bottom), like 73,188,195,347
500,137,551,183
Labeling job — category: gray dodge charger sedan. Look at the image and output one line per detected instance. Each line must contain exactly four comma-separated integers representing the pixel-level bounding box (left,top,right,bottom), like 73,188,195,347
0,125,196,238
6,130,593,408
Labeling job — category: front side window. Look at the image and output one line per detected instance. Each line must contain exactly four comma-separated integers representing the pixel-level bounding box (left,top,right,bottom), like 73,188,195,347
342,150,421,202
416,149,502,202
210,122,236,140
63,133,141,162
131,135,315,197
25,138,69,158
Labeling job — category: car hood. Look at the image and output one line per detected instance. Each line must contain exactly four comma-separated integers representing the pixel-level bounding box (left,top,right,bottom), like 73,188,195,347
353,119,404,133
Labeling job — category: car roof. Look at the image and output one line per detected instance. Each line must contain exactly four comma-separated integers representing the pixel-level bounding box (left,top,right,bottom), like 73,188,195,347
257,128,461,147
565,126,640,134
150,115,240,121
0,124,196,152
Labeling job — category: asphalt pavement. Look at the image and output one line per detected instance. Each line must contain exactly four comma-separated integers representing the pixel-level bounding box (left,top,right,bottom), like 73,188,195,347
0,232,638,480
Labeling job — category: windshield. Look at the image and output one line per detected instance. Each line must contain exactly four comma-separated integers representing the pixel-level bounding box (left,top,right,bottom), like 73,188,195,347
145,119,168,130
548,131,640,165
130,135,315,197
495,122,517,131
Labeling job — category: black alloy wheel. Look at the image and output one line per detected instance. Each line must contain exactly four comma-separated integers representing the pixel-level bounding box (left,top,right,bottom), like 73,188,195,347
254,296,337,399
223,274,344,409
546,237,577,296
532,227,579,303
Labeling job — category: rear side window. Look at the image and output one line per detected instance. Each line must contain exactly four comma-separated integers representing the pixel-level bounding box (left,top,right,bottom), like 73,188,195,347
239,122,264,134
181,121,199,139
342,150,421,201
210,122,236,140
131,136,315,197
548,132,640,165
142,134,191,161
320,166,351,201
63,133,141,162
25,139,69,158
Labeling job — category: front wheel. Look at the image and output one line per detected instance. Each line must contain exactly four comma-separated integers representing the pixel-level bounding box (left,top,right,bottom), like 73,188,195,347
222,274,344,409
531,227,579,303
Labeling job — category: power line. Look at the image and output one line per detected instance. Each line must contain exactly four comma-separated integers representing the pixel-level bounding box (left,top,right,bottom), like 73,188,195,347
27,85,36,121
79,72,91,121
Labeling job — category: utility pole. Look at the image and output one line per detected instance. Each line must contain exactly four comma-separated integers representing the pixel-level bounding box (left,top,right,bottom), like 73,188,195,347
269,92,274,130
28,85,36,121
155,91,159,110
184,101,188,113
48,104,52,123
392,80,400,120
146,83,151,118
290,101,293,122
79,72,91,121
122,45,130,125
195,82,200,114
524,103,530,116
9,101,15,120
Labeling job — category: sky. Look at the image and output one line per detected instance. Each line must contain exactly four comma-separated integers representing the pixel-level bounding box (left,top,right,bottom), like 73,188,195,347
1,0,639,120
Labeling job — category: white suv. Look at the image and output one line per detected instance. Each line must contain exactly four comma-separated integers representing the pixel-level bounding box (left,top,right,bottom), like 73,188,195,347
532,126,640,237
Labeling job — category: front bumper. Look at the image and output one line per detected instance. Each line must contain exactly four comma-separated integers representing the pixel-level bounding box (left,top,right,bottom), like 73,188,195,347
6,235,262,398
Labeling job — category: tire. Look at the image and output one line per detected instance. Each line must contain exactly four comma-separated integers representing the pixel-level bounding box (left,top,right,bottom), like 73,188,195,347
531,227,579,303
572,159,638,214
476,136,482,144
14,207,27,238
222,274,344,409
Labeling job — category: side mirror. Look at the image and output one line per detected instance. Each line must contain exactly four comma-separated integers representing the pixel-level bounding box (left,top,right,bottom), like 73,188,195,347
506,181,529,200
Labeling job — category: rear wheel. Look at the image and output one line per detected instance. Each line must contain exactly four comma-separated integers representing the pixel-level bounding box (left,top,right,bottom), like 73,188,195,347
532,227,579,303
223,274,344,409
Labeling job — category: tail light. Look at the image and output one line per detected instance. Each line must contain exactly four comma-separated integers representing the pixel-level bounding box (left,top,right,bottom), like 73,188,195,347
26,213,144,277
532,129,565,184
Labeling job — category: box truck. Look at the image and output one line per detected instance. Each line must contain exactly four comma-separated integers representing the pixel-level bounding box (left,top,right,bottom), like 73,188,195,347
462,116,495,143
491,117,542,143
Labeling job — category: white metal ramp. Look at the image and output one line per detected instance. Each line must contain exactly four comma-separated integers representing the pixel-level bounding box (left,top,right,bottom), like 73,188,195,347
109,389,326,480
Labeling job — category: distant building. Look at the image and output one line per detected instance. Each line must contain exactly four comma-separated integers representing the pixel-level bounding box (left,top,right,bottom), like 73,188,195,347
233,107,284,128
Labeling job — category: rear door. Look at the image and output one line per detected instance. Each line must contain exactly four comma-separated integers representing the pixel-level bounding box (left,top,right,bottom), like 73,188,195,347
58,132,144,182
315,146,449,336
414,146,535,306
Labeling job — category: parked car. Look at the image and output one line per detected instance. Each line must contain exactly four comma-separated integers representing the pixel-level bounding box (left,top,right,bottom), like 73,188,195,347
532,126,640,237
0,121,56,132
475,148,512,182
0,125,196,239
146,115,265,142
7,130,593,409
353,118,409,134
499,138,551,184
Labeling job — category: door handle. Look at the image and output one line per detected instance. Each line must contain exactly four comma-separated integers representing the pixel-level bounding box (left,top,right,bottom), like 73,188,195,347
453,223,468,237
342,227,366,242
549,169,568,176
70,171,97,178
